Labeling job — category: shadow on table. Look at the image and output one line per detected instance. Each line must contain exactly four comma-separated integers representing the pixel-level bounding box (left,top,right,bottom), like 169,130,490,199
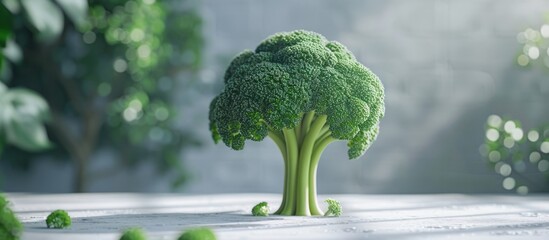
23,211,283,233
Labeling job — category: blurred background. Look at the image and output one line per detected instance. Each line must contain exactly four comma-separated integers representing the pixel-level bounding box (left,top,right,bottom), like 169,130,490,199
0,0,548,194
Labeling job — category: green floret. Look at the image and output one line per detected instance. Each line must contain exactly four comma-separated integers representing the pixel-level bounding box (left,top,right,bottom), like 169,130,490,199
0,195,23,240
251,202,270,216
178,227,216,240
324,199,342,217
209,30,385,216
46,210,71,229
119,228,147,240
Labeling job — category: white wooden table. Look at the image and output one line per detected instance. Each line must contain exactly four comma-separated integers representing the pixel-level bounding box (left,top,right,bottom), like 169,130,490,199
6,193,549,240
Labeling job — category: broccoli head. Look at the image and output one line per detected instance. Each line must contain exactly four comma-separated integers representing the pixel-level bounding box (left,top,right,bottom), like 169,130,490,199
324,198,342,217
46,210,71,229
119,228,147,240
0,195,23,240
178,227,216,240
209,30,385,216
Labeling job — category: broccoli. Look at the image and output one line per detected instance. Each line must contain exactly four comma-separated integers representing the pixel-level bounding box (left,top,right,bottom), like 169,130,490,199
46,210,71,229
119,228,147,240
209,30,385,216
177,227,216,240
324,199,342,217
0,195,23,240
251,202,270,216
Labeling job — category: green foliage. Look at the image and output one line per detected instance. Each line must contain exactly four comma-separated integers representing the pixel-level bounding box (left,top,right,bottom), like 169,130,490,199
481,115,549,193
0,3,12,48
516,22,549,68
0,82,52,152
1,0,202,191
251,201,270,216
209,30,384,216
209,30,384,159
46,209,71,229
481,18,549,193
324,198,342,217
177,227,216,240
0,3,52,155
119,228,147,240
0,195,23,240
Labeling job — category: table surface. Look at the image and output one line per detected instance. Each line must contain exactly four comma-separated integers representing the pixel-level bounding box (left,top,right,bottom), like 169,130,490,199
5,193,549,240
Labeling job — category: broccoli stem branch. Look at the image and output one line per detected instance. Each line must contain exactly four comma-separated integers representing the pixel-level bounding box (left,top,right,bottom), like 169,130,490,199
272,112,334,216
309,135,335,215
319,125,330,137
294,113,304,146
268,131,287,214
281,128,298,215
301,111,316,141
295,114,326,216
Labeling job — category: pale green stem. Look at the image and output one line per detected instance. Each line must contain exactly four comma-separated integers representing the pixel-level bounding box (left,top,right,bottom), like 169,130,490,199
280,128,298,215
295,114,327,216
308,135,336,215
268,131,287,214
294,113,304,146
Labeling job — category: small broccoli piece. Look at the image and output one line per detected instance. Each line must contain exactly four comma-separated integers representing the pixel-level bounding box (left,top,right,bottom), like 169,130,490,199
177,227,216,240
324,199,342,217
46,210,71,229
0,195,23,240
119,228,147,240
251,202,270,216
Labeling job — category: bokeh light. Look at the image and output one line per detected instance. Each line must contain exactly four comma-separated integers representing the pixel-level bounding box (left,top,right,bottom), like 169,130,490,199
498,163,512,176
541,141,549,153
529,151,541,163
528,130,540,142
517,186,529,195
538,160,549,172
503,137,515,148
487,115,502,128
528,46,540,59
517,54,529,66
502,177,516,190
486,128,499,142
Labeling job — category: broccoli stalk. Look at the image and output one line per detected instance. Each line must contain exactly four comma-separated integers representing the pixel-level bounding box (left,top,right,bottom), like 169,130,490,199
209,30,385,216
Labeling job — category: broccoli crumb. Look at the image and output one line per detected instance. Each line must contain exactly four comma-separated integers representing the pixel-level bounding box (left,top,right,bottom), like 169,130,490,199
324,199,342,217
46,209,71,229
119,228,147,240
0,195,23,240
251,202,270,216
178,227,216,240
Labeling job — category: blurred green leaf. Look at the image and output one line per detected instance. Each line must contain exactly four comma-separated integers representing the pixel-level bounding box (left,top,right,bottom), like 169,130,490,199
0,3,12,47
1,0,20,14
54,0,88,29
0,134,4,156
3,38,21,63
0,85,51,151
5,117,51,151
20,0,63,42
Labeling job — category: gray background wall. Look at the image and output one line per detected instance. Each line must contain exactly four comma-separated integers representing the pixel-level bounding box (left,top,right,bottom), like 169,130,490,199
2,0,549,193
